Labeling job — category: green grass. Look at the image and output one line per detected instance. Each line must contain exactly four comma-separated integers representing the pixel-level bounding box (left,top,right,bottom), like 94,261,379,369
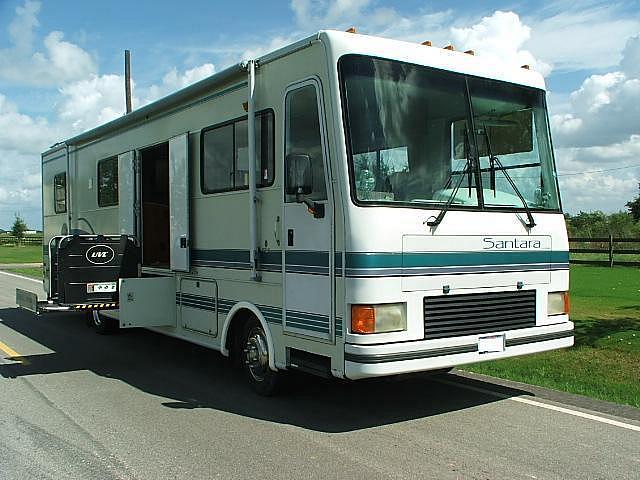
465,265,640,407
3,267,43,279
0,244,43,264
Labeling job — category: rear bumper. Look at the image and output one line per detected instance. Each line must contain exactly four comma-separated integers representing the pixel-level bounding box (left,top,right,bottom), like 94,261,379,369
344,321,574,380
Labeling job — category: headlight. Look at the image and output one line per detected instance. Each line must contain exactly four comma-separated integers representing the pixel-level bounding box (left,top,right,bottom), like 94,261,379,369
351,303,407,334
548,292,570,316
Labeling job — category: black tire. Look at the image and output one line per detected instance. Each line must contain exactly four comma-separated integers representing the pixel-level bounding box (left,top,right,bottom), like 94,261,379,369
89,310,119,335
239,317,279,396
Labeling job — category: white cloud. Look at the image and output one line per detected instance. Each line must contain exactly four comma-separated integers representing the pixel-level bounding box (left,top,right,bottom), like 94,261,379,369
8,0,39,52
550,36,640,212
559,170,637,213
526,6,640,72
550,37,640,150
57,74,127,133
451,11,551,76
141,63,216,105
291,0,372,30
0,94,57,153
0,1,96,87
620,34,640,80
288,4,547,75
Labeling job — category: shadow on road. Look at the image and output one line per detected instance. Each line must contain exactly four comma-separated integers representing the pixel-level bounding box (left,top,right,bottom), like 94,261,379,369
0,307,531,433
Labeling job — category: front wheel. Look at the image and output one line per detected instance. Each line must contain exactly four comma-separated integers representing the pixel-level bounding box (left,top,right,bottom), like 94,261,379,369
240,317,279,396
89,310,119,335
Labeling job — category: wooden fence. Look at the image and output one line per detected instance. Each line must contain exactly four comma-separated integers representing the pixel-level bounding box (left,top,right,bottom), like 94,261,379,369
569,236,640,267
0,235,43,246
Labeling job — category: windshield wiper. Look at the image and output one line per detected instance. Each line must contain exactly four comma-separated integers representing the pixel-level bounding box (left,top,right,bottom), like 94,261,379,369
427,146,474,227
483,126,536,228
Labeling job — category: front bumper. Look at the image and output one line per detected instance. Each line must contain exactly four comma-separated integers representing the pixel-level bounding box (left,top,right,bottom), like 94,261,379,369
344,321,574,380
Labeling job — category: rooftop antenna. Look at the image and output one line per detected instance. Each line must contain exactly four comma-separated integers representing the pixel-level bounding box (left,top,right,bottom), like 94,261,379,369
124,50,132,114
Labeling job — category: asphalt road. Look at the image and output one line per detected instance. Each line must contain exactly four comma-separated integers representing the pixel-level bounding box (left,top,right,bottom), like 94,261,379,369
1,272,639,480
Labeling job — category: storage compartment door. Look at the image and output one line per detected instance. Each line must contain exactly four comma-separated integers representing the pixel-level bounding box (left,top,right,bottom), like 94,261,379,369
169,133,190,272
119,277,176,328
118,150,137,235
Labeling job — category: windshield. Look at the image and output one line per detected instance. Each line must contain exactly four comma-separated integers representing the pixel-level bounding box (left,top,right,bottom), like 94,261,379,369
339,55,561,211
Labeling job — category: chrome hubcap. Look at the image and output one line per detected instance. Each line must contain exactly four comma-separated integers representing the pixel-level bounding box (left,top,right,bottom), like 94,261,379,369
244,327,269,382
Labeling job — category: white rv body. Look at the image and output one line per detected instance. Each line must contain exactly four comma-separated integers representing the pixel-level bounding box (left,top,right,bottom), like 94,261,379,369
38,30,573,383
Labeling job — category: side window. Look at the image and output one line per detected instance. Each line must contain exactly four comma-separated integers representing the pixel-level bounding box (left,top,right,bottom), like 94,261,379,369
54,172,67,214
285,84,327,201
202,123,234,192
201,110,274,194
97,156,118,207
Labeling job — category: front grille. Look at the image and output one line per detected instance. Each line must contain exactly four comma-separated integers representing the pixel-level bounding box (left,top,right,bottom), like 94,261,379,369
424,290,536,339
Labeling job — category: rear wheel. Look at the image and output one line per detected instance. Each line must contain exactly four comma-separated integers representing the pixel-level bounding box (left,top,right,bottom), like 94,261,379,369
89,310,119,335
240,317,279,396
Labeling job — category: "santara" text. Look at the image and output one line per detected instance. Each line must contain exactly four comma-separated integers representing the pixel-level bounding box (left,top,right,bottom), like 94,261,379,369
483,237,542,249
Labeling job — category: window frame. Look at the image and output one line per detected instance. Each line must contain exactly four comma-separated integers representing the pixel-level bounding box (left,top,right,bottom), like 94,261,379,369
283,78,330,203
338,53,563,214
53,172,67,214
97,156,119,207
199,108,275,195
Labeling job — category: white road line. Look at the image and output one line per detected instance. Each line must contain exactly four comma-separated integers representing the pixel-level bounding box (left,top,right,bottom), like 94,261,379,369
435,377,640,433
0,270,41,284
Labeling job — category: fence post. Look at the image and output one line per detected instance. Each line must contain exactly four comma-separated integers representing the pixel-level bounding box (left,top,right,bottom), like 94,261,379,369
609,234,614,268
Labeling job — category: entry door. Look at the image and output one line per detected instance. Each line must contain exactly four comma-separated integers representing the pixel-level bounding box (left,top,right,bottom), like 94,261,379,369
169,133,190,272
118,150,136,236
282,79,334,341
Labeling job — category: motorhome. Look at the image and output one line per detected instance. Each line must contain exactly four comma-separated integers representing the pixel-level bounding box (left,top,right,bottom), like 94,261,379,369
18,30,573,394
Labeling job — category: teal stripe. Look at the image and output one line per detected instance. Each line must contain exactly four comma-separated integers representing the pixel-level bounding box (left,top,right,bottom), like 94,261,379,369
550,251,570,263
347,251,569,269
285,321,329,333
346,252,402,269
285,250,329,267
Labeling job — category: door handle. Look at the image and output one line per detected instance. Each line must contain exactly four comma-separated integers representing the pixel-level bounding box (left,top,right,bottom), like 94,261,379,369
287,229,294,247
180,236,189,248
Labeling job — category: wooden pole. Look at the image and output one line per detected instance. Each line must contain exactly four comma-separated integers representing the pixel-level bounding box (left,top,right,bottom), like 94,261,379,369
609,234,614,268
125,50,132,114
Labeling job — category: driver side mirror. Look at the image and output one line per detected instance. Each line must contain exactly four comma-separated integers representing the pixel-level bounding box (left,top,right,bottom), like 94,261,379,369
285,154,313,196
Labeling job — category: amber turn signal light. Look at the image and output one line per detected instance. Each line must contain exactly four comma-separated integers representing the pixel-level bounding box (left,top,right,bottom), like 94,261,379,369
351,305,375,334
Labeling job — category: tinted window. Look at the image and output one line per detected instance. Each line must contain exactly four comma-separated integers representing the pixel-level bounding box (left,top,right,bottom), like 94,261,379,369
97,156,118,207
54,172,66,214
285,85,327,201
202,123,234,192
201,110,274,194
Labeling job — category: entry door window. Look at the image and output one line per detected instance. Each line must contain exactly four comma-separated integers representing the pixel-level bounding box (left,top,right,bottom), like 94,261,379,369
285,84,327,201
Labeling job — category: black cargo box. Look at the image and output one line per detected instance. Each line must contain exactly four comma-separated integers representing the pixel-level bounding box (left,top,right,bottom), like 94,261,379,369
52,234,140,306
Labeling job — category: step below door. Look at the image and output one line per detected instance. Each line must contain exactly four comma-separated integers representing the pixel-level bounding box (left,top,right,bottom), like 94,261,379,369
119,277,176,328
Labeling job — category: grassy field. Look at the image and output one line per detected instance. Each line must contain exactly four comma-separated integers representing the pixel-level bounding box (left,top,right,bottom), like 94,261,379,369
465,265,640,407
0,244,43,264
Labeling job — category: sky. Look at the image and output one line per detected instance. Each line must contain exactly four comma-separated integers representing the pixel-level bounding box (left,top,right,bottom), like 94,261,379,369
0,0,639,229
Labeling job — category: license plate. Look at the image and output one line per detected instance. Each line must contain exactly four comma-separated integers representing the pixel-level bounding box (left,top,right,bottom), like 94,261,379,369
478,334,505,354
87,282,117,293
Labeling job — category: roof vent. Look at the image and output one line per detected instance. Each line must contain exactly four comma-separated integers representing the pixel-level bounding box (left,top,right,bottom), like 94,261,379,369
421,40,432,46
464,49,475,55
443,44,455,51
345,27,357,34
521,64,531,70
